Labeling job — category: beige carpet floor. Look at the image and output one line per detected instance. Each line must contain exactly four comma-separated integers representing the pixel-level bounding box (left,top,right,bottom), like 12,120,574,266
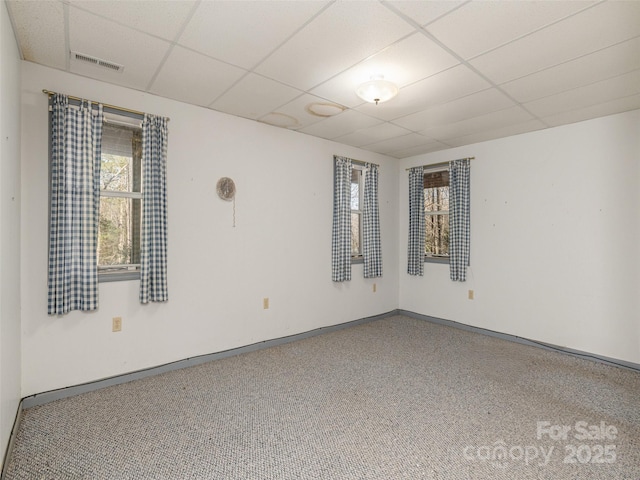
4,315,640,479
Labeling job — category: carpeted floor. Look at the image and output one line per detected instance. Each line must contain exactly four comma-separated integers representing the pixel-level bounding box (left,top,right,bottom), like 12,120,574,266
4,315,640,479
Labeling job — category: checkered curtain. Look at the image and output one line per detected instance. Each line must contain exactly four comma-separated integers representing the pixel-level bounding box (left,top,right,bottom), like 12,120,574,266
332,156,352,282
47,94,103,315
140,114,169,303
363,163,382,278
449,159,471,281
407,166,425,276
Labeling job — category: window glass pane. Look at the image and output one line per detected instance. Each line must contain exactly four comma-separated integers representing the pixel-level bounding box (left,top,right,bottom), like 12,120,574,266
425,186,449,212
424,170,449,189
100,124,141,192
351,212,360,256
351,170,360,210
98,197,141,266
101,154,134,192
102,123,133,157
425,213,449,256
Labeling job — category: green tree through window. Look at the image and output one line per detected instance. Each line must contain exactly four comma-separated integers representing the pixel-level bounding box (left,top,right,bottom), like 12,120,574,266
424,170,449,258
98,122,142,276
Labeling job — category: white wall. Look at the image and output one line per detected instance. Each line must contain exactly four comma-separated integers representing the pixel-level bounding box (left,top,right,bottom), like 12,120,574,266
18,60,640,400
20,62,399,397
0,1,22,465
399,110,640,365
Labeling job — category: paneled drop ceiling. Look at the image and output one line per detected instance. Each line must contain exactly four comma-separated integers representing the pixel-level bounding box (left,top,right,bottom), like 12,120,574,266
7,0,640,158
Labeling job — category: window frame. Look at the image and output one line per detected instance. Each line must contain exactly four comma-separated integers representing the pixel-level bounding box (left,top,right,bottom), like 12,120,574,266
351,165,364,263
97,115,143,283
47,98,147,284
423,167,450,265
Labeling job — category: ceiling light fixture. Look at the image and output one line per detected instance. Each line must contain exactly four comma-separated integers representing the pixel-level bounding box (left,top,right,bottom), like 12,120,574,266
355,75,398,105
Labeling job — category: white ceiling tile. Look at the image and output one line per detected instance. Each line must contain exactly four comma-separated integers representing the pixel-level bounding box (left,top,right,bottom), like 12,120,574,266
386,142,450,159
70,1,196,41
149,46,247,108
393,88,515,131
523,70,640,118
426,0,594,59
8,0,640,155
501,37,640,103
363,133,436,155
264,94,343,131
68,8,171,90
385,1,465,26
178,1,328,70
298,110,382,140
356,65,491,121
333,123,413,148
444,119,547,147
541,94,640,127
420,106,534,141
6,0,67,69
211,74,303,120
310,33,459,108
469,1,640,84
255,1,415,91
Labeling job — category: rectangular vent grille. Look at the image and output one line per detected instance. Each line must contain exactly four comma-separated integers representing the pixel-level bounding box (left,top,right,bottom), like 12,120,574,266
71,51,124,73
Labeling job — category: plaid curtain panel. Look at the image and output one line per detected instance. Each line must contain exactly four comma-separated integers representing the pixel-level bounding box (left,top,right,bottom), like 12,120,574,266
140,115,169,303
449,159,471,282
363,163,382,278
407,166,425,276
47,94,103,314
331,156,352,282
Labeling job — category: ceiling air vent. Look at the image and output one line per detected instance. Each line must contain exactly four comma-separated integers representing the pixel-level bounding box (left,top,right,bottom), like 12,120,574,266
71,51,124,73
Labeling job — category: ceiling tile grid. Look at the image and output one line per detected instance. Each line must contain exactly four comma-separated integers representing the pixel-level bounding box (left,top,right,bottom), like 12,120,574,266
298,109,383,140
178,0,329,70
254,1,415,91
500,37,640,104
364,132,438,155
424,0,597,60
149,46,247,108
69,0,197,42
210,73,304,120
333,122,414,148
7,0,640,159
310,32,460,108
468,1,640,85
68,7,173,91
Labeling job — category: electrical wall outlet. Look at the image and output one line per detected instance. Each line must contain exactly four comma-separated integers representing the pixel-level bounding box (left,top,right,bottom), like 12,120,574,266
468,290,474,300
263,298,269,309
112,317,122,332
373,283,377,293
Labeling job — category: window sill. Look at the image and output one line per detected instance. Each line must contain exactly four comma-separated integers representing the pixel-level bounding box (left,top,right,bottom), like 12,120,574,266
351,256,364,265
98,271,140,283
425,256,449,264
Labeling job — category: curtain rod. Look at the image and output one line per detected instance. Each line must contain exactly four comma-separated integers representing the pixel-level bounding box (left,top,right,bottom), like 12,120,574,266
42,89,170,121
334,155,379,168
405,156,474,171
352,159,379,168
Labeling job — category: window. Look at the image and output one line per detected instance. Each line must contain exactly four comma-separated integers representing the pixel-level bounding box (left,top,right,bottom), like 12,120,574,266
351,167,363,258
424,169,450,261
98,119,142,280
47,93,169,312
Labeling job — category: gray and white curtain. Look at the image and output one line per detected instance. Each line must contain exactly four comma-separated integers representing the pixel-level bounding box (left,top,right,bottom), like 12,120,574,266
363,163,382,278
331,156,352,282
449,159,470,282
47,94,103,314
140,114,169,303
407,166,425,276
